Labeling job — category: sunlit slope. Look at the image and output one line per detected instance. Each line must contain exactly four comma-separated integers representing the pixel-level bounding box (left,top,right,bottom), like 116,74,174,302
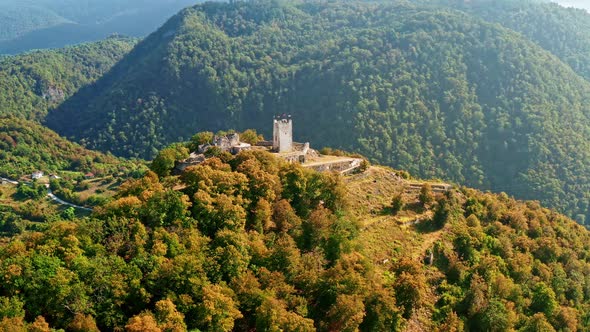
0,36,135,120
46,1,590,222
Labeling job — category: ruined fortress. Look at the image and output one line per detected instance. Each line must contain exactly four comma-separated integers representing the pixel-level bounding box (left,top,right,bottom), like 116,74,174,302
175,115,363,174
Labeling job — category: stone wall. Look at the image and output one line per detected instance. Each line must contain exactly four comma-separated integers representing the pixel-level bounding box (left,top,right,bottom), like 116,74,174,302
303,158,363,174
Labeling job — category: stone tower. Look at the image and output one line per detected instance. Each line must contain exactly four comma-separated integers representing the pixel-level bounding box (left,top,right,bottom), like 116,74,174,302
273,114,293,153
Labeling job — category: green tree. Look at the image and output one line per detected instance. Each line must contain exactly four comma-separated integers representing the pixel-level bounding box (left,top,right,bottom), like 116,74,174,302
391,194,405,215
519,313,555,332
0,297,24,320
150,144,189,177
531,283,558,317
419,184,434,207
61,207,76,221
240,129,263,145
189,131,214,151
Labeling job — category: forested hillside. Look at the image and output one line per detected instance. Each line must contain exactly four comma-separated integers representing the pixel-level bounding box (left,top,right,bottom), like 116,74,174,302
1,146,590,331
0,36,135,120
0,0,197,54
550,0,590,12
47,0,590,223
424,0,590,80
0,117,140,179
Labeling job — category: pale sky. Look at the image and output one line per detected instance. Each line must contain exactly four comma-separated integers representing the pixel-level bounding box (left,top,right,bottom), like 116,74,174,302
553,0,590,11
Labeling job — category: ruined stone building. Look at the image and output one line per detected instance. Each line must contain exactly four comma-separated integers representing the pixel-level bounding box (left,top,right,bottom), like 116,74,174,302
175,115,363,175
198,133,251,155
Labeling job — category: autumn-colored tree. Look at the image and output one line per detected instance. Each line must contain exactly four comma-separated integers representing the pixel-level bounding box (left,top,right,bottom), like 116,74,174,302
28,316,51,332
68,313,99,332
255,297,315,332
324,294,365,332
435,311,464,332
552,306,578,332
251,198,273,233
196,284,242,332
181,163,247,199
465,274,488,318
272,199,302,234
236,157,280,203
301,206,336,251
125,313,161,332
0,317,26,332
394,271,427,319
154,299,186,332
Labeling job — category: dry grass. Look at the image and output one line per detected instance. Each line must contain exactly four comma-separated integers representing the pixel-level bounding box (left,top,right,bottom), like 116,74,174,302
0,185,17,208
76,177,119,201
346,166,449,265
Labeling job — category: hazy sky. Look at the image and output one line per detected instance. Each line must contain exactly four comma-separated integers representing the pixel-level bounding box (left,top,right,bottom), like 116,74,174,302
553,0,590,11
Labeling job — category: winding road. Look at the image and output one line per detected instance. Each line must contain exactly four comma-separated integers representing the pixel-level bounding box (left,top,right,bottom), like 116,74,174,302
1,177,92,211
46,186,93,211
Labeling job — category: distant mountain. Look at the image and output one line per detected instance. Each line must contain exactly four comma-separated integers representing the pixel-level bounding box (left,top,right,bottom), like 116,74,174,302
46,1,590,223
0,0,199,54
0,36,135,120
424,0,590,81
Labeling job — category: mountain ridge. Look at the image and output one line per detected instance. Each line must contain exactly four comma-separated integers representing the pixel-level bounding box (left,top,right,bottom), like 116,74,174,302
0,0,199,54
0,36,136,120
45,0,590,223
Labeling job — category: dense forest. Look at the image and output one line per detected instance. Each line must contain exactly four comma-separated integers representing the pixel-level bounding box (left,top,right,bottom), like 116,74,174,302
0,117,141,179
45,0,590,223
0,36,135,120
424,0,590,80
1,144,590,331
0,0,197,54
